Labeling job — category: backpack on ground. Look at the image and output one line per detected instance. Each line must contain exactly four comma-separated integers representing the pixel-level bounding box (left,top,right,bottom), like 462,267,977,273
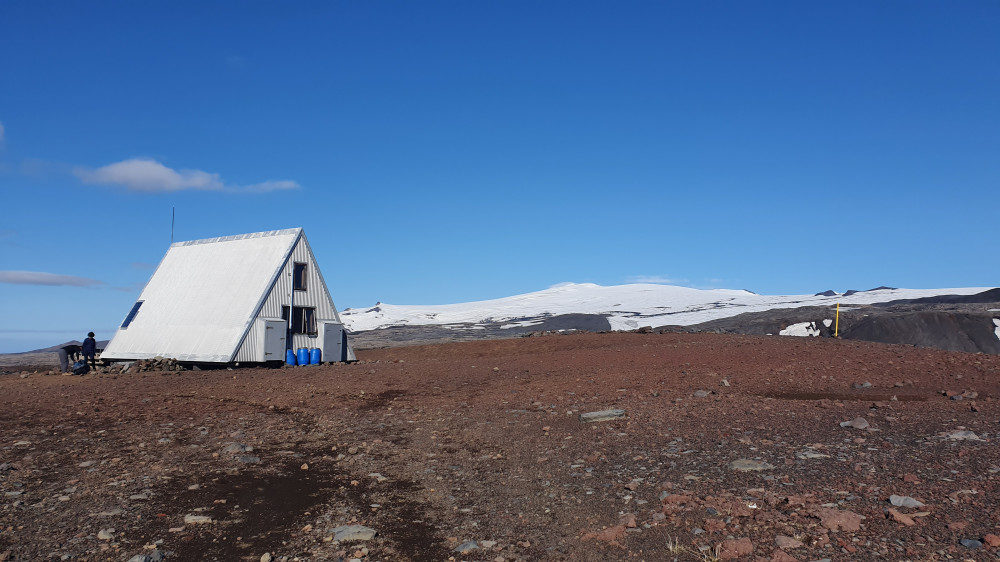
72,360,89,375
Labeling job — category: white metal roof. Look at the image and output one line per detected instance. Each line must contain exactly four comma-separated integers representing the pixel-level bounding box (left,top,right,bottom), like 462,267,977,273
102,229,301,362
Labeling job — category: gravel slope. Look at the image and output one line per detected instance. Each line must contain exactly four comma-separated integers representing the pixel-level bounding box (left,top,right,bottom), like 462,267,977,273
2,332,999,561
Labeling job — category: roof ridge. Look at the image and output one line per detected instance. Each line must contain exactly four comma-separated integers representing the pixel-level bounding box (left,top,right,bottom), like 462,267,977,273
171,228,302,247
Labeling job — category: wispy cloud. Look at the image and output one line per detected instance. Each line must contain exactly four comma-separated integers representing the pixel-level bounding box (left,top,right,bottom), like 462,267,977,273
20,157,70,179
625,275,686,285
74,158,301,194
0,270,104,287
113,281,147,293
243,180,301,193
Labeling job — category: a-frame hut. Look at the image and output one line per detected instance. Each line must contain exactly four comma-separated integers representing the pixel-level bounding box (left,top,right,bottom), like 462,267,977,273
101,228,355,364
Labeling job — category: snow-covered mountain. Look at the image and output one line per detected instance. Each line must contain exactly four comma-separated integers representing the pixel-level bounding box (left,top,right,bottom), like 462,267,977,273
339,283,993,333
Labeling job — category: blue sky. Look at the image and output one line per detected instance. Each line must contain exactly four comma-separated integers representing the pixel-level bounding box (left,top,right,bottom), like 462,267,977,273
1,1,998,352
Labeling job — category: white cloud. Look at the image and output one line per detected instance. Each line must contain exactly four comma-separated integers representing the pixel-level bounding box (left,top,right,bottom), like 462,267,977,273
626,275,686,285
0,270,103,287
74,158,301,193
75,158,224,192
243,180,301,193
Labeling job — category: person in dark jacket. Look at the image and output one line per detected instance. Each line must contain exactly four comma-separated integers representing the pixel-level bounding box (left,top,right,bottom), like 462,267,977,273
82,332,97,369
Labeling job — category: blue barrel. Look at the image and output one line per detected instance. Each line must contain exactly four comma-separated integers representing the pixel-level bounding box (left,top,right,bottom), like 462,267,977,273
309,348,321,365
285,349,297,365
296,348,309,366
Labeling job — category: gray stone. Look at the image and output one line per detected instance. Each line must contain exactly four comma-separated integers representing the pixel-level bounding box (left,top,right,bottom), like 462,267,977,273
727,459,774,472
97,528,115,540
183,514,214,524
579,409,626,423
853,382,872,389
960,538,983,549
889,495,925,508
127,551,165,562
797,449,830,459
454,541,479,553
331,524,377,542
839,417,869,429
222,443,254,454
693,390,711,398
236,455,261,464
943,430,981,441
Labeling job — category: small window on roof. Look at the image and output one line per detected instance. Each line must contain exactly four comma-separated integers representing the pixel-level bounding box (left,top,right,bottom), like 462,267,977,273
293,262,307,291
121,301,143,328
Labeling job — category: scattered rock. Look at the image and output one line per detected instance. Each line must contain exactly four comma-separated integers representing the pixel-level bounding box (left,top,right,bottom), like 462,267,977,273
183,514,214,524
97,528,115,540
887,508,915,526
959,538,983,549
840,417,869,429
330,525,377,542
222,443,253,454
770,550,798,562
941,430,982,441
811,507,864,532
126,551,165,562
454,541,478,554
889,495,925,508
727,459,774,472
853,382,872,389
717,537,753,560
579,409,626,423
774,535,803,550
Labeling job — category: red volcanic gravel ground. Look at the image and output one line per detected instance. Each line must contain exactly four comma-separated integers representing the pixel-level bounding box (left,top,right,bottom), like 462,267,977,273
2,332,1000,561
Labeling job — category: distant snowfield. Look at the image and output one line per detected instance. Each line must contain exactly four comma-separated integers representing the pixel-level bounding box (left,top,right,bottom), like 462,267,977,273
339,283,993,333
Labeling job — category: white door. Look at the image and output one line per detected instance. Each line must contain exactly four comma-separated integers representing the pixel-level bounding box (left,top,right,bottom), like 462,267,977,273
263,320,287,362
321,322,344,362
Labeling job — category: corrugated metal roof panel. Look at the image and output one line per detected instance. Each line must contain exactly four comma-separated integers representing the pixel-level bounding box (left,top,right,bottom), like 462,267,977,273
101,229,300,362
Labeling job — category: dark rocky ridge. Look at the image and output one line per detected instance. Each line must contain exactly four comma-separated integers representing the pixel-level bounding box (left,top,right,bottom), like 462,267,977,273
349,313,611,349
671,288,1000,354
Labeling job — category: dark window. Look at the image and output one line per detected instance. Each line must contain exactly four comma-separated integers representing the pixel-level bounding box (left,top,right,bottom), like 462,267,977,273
293,262,307,291
281,305,317,335
121,301,143,328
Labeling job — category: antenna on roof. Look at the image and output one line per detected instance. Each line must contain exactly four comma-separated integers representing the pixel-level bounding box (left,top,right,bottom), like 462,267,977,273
171,207,175,245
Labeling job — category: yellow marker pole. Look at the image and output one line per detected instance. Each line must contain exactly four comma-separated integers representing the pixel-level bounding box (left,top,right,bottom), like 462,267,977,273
835,303,840,338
